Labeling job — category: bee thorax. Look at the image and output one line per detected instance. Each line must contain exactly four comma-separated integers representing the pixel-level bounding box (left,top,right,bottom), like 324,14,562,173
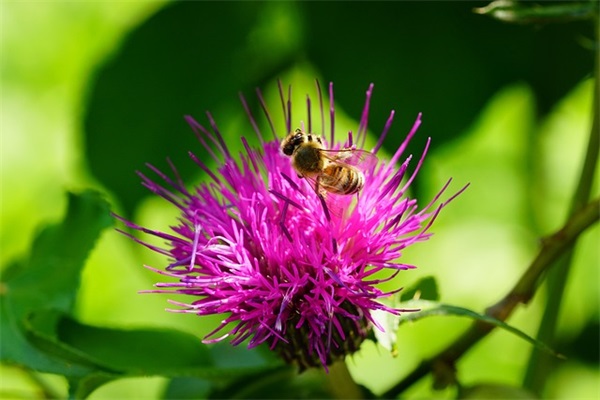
292,144,325,175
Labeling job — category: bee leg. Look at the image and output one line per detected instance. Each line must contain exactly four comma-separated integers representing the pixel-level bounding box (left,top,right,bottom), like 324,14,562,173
314,177,331,222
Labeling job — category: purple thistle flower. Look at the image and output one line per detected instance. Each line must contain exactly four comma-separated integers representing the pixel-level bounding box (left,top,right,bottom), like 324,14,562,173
117,82,465,371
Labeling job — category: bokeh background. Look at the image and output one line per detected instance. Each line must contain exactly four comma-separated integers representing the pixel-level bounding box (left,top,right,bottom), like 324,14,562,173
1,1,597,398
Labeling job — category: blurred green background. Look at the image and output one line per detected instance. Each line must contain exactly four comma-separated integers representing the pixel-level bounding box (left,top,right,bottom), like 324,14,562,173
1,1,597,399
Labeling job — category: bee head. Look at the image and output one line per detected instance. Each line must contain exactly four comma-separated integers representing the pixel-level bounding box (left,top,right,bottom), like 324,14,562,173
281,129,306,156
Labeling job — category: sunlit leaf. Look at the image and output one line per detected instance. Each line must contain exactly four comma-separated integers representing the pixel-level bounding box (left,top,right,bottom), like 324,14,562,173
398,300,563,358
460,382,536,399
400,276,440,302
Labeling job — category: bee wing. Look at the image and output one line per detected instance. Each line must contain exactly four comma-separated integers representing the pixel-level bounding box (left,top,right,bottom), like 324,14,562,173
318,148,378,172
299,173,346,219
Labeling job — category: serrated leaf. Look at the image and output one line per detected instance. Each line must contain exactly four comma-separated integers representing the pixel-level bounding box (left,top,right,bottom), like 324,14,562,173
0,190,113,375
398,300,563,358
0,297,94,376
6,191,113,314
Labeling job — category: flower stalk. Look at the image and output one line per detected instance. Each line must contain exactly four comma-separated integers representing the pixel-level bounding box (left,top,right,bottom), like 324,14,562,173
326,360,365,399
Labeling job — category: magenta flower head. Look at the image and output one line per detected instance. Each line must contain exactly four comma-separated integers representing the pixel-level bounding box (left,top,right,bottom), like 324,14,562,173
118,82,463,371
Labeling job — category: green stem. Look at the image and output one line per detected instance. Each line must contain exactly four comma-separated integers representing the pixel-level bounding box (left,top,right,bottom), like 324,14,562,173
326,360,365,399
523,20,599,393
382,197,600,398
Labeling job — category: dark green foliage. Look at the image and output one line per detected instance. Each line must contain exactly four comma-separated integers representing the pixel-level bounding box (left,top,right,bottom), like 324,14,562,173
84,1,593,214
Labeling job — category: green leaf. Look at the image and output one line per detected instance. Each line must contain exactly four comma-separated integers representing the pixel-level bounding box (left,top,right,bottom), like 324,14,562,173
208,342,281,370
84,1,593,216
56,315,214,375
49,313,279,379
400,276,440,302
68,372,121,400
301,2,592,174
6,191,113,315
460,383,536,399
207,367,331,400
24,310,111,371
163,377,212,400
0,190,112,375
24,309,285,397
398,300,563,358
84,1,302,215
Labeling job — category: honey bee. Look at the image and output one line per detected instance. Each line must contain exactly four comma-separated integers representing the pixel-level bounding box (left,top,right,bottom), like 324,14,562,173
280,128,377,198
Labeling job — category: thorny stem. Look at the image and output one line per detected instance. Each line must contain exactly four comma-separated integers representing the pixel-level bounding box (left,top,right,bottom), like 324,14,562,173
383,197,600,398
523,19,599,393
